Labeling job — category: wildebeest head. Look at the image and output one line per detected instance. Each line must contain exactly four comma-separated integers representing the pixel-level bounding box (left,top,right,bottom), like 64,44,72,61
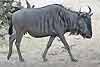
78,6,93,38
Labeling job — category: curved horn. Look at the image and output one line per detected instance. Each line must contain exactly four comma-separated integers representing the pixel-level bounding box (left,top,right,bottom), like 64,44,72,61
25,0,31,8
88,6,91,14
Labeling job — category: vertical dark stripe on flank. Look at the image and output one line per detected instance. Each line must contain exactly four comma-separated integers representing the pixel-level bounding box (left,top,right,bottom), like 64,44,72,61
47,17,49,33
41,17,43,33
44,16,45,33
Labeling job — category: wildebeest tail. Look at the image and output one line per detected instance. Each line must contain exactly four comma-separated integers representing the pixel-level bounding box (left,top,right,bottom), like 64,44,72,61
8,19,13,35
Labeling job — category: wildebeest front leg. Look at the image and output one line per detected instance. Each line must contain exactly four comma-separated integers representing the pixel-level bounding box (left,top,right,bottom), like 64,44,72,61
7,33,16,60
58,34,77,62
42,36,55,62
15,33,24,62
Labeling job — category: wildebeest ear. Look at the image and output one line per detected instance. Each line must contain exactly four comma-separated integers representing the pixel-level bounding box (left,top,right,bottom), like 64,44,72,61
78,12,81,16
89,13,93,16
78,13,84,17
32,5,35,8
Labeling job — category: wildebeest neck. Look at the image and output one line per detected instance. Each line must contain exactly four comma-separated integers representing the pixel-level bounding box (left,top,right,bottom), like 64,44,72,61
59,8,80,35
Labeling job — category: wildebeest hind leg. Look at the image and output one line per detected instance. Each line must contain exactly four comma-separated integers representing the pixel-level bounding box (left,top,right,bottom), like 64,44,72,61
15,32,24,62
42,35,56,62
7,33,16,60
58,34,78,62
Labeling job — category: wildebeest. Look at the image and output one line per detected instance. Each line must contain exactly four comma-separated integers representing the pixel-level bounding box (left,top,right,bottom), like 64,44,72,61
7,4,93,62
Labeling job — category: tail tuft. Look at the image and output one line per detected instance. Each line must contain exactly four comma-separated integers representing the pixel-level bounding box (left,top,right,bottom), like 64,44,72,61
8,21,13,35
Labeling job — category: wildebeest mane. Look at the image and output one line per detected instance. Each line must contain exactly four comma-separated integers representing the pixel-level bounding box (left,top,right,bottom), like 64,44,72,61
57,5,80,35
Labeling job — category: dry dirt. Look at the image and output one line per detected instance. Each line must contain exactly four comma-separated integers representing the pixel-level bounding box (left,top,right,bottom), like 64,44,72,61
0,0,100,67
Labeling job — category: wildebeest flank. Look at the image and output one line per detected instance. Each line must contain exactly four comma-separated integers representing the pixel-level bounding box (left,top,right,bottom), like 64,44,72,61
7,4,93,62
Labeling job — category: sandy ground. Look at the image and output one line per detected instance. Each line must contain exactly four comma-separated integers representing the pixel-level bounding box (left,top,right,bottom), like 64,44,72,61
0,0,100,67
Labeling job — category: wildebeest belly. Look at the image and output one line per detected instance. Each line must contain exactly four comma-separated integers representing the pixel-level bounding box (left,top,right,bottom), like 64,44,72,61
27,26,56,38
26,22,56,38
28,31,50,38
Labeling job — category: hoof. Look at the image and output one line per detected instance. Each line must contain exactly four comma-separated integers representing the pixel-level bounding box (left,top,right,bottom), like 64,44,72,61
7,56,10,60
71,58,78,62
19,58,24,62
43,58,48,62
